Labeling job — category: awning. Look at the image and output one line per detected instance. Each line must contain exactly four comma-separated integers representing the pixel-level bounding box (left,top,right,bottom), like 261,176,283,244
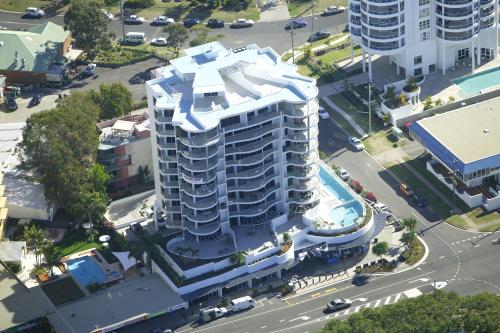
65,48,83,62
112,251,138,271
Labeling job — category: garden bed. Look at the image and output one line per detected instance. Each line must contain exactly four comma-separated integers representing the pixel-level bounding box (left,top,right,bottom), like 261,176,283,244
400,238,425,265
41,277,85,305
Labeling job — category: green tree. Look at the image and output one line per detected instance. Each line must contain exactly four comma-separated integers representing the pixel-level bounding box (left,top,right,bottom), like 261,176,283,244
399,231,415,250
434,98,444,107
125,0,154,8
42,243,61,277
384,86,396,103
87,164,111,194
402,217,417,233
447,95,456,104
17,92,101,217
137,165,151,184
128,233,161,272
303,46,313,61
189,25,224,47
371,241,388,259
423,96,434,110
404,76,419,92
94,83,133,120
23,225,46,265
71,191,108,226
164,24,189,56
64,0,114,55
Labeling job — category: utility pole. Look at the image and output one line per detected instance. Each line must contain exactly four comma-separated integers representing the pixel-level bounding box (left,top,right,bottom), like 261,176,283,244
368,82,372,135
290,19,296,63
119,0,125,41
310,0,315,45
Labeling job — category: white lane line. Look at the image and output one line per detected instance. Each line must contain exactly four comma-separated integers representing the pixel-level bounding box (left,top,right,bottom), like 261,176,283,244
280,319,285,323
373,299,381,307
363,302,371,308
261,326,267,329
457,250,463,253
394,293,402,303
438,255,445,259
384,296,391,305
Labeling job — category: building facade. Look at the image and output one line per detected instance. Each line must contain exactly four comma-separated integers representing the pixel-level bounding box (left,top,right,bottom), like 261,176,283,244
349,0,498,79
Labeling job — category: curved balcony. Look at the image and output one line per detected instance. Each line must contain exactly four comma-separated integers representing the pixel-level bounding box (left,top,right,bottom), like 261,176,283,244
361,15,402,29
180,169,217,184
223,111,280,132
284,140,319,154
287,152,318,166
229,184,280,205
284,128,319,143
287,190,320,205
437,0,475,5
159,164,178,175
182,194,218,210
180,181,217,197
360,3,401,17
437,19,478,32
156,128,175,136
227,148,274,167
226,135,277,155
178,132,220,148
184,208,219,223
227,160,277,179
185,220,221,236
225,123,280,145
228,175,278,192
283,114,319,129
480,6,495,18
179,145,218,160
287,178,319,191
437,28,478,41
178,156,218,172
230,198,280,217
286,164,319,179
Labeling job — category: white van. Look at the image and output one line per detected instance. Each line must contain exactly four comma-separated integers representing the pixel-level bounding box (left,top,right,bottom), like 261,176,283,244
229,296,256,312
124,32,146,44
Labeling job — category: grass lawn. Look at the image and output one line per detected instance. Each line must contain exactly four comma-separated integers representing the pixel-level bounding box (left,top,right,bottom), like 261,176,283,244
299,33,348,51
316,45,362,65
126,0,259,21
363,129,399,155
288,0,347,17
85,44,174,66
41,277,85,306
446,214,472,230
0,0,67,13
319,100,358,137
53,229,101,257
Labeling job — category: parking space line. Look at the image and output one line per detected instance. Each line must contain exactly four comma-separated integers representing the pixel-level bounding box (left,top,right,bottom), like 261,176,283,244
384,296,391,305
373,299,381,307
394,293,402,303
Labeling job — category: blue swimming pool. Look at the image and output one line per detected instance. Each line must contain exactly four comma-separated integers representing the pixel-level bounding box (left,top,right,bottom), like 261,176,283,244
453,66,500,96
66,256,107,286
319,165,363,227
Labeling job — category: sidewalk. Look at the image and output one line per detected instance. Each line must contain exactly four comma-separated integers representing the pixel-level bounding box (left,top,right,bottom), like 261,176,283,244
322,95,367,137
285,34,350,65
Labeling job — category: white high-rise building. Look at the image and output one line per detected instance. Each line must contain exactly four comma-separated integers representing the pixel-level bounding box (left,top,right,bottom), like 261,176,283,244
146,42,319,251
348,0,498,80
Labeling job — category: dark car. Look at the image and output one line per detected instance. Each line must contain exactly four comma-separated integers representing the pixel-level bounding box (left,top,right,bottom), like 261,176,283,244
206,19,225,28
326,299,352,312
184,18,200,28
6,96,18,111
29,94,42,107
129,222,144,234
352,274,370,286
308,31,330,42
285,18,307,30
411,193,427,208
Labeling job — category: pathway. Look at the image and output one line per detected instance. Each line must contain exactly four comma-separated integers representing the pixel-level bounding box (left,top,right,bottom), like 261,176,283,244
322,95,367,137
259,1,290,22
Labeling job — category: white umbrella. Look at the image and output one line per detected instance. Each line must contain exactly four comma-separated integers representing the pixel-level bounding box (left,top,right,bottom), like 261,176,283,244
99,235,111,242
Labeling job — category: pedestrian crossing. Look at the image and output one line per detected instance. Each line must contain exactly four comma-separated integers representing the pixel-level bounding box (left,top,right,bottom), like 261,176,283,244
332,291,410,318
449,235,482,246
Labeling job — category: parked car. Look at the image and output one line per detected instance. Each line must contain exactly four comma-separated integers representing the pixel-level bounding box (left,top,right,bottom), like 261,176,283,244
125,15,145,24
152,16,174,25
373,202,391,214
129,222,144,234
348,136,365,151
151,37,169,46
231,18,254,28
318,106,329,119
199,307,228,323
229,296,256,312
25,7,45,18
183,18,200,28
206,18,225,28
0,26,7,30
339,168,349,181
29,94,42,107
326,299,352,312
411,193,427,207
285,18,307,30
101,9,114,21
400,183,414,197
322,5,345,16
84,63,97,75
6,96,18,111
352,274,370,286
309,31,330,42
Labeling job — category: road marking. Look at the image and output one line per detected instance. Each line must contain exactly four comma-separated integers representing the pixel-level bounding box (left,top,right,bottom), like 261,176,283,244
438,256,445,259
393,293,402,302
325,288,337,293
457,250,462,253
353,297,367,302
311,292,321,298
289,316,310,322
353,306,361,313
280,319,285,322
409,278,429,283
261,326,267,329
373,299,381,307
343,309,350,315
363,302,371,308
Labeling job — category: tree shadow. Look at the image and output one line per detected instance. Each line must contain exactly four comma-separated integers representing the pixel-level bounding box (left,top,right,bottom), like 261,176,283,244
41,0,70,16
128,67,154,85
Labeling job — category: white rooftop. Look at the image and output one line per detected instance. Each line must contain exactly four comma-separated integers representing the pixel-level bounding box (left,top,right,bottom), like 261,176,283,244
147,42,318,133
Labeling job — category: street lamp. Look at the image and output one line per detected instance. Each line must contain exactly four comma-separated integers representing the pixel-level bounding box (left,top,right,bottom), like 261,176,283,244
289,19,296,63
368,82,372,135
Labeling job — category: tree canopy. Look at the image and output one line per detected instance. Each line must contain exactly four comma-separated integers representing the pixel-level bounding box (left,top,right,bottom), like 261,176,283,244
17,92,109,222
64,0,113,54
91,83,133,120
320,291,500,333
164,24,189,56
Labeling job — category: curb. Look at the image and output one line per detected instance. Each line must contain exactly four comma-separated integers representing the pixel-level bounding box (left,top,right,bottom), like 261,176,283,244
0,8,65,16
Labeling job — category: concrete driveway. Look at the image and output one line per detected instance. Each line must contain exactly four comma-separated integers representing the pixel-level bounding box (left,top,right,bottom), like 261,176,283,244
0,91,60,124
69,57,168,100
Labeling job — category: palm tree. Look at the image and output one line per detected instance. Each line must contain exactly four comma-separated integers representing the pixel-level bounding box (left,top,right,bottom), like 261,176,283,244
402,217,417,233
43,243,61,278
137,165,151,184
24,225,45,265
372,241,389,260
127,233,161,272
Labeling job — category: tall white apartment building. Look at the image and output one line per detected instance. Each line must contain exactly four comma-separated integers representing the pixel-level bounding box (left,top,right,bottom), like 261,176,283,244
348,0,498,80
146,42,319,255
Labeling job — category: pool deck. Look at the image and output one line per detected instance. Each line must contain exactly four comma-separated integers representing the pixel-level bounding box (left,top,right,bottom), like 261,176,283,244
63,249,123,286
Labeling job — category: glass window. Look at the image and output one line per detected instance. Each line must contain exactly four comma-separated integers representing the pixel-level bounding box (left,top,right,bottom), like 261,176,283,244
414,56,422,65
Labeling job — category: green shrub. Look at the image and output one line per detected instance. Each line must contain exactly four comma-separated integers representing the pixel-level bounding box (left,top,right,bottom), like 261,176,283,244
5,262,21,274
280,283,293,296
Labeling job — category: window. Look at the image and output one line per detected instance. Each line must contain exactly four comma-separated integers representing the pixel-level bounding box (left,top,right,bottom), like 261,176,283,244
419,8,429,18
414,56,422,65
420,31,430,41
204,92,218,97
419,0,429,5
429,64,436,73
414,68,422,76
419,20,430,30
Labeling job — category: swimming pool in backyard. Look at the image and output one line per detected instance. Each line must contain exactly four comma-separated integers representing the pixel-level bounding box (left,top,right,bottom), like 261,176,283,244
453,66,500,96
66,256,113,286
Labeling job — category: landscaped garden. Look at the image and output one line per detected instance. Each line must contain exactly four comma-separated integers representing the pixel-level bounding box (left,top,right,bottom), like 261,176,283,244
81,44,174,66
287,0,347,17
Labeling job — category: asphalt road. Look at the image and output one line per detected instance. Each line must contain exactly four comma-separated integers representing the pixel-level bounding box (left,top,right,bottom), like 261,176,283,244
0,11,348,54
117,118,500,333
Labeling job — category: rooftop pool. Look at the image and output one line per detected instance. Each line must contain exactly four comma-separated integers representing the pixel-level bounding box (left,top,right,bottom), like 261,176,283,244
66,255,119,287
304,164,364,233
453,66,500,96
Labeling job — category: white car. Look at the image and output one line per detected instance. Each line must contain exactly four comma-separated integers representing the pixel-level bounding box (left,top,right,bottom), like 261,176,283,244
318,106,329,119
152,16,174,25
322,5,345,16
373,202,391,214
339,168,349,181
125,15,145,24
25,7,45,18
84,63,96,75
102,9,114,21
231,18,254,28
151,37,168,46
348,136,365,151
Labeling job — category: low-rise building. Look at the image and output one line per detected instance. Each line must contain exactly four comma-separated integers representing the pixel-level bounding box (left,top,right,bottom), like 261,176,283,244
97,113,152,192
410,97,500,210
0,22,71,85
